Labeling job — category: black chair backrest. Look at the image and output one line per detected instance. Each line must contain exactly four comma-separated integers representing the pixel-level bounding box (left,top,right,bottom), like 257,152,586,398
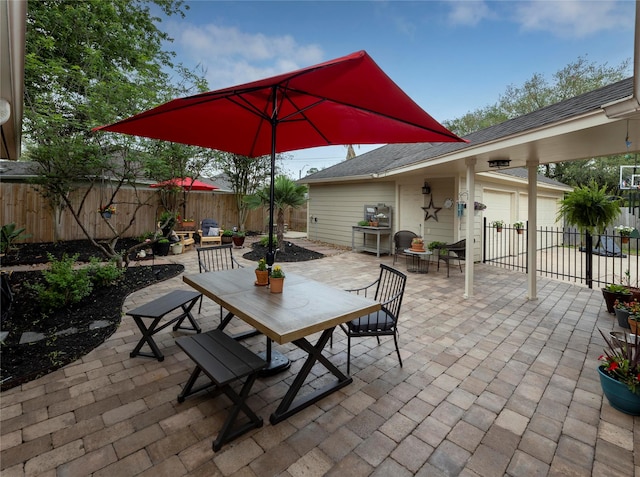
447,239,466,259
394,230,418,251
374,264,407,321
196,244,239,273
201,218,219,231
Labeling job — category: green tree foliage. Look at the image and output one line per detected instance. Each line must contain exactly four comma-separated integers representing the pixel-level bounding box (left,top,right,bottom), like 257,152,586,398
443,56,631,191
444,56,630,137
23,0,210,266
208,153,278,231
246,175,308,248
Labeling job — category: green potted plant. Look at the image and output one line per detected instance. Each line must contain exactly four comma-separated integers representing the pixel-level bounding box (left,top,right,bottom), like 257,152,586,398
614,225,634,244
492,220,505,232
357,220,370,226
514,221,525,234
153,237,171,256
557,181,621,289
602,283,632,314
270,264,285,293
597,328,640,415
221,229,234,244
614,299,633,329
628,301,640,333
427,241,447,255
255,258,269,286
232,230,246,247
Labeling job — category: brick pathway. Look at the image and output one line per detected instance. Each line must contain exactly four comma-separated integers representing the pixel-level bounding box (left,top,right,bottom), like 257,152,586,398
1,238,637,476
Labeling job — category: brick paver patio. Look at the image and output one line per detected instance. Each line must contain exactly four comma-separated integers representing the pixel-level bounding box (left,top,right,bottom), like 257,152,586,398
1,237,637,476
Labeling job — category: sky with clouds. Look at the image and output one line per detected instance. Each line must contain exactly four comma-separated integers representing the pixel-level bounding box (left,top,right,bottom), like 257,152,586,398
157,0,636,177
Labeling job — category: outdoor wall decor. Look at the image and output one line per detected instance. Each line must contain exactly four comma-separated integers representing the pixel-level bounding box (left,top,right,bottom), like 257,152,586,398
422,196,441,221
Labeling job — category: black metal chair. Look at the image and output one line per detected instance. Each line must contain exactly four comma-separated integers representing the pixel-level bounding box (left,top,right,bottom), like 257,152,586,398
196,244,243,317
393,230,418,265
339,264,407,374
434,239,466,277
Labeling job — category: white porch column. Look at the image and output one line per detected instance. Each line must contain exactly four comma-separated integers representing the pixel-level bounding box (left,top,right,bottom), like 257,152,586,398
527,159,539,300
464,157,476,298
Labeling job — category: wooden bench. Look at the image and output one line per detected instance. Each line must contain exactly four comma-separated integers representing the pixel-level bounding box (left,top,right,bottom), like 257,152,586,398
175,231,196,251
126,289,202,361
176,329,267,451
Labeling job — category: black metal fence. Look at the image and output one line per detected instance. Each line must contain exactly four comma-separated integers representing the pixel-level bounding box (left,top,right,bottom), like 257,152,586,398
482,218,640,289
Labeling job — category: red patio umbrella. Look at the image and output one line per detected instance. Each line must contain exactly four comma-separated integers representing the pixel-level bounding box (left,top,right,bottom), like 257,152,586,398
94,50,466,266
150,177,218,221
150,177,218,191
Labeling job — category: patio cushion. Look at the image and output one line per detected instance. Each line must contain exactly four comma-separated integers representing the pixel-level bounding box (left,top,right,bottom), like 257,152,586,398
347,309,395,332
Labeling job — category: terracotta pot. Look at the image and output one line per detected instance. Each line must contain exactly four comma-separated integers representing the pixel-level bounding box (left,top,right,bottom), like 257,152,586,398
496,227,502,233
629,316,639,334
180,220,196,230
598,366,640,415
232,236,245,247
255,270,269,286
622,236,630,244
516,229,523,235
270,277,284,294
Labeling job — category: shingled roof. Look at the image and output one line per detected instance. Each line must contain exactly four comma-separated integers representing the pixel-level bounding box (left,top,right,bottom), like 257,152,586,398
307,77,634,181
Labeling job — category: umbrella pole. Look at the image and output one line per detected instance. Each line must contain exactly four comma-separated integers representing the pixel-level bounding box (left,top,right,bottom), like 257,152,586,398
257,86,291,376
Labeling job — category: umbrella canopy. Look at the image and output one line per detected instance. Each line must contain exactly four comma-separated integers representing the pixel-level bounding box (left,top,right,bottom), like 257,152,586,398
150,177,218,191
95,50,466,265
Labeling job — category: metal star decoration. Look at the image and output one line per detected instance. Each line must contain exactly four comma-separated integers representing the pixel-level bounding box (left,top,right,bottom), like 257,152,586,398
422,196,441,221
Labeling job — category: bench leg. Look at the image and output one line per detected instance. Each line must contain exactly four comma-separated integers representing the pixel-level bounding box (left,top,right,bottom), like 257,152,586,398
177,366,217,403
213,372,263,451
172,296,202,333
130,316,165,361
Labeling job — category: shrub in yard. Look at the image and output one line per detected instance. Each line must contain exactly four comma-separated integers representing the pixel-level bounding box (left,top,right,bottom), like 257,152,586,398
28,253,93,311
259,236,278,248
87,257,125,287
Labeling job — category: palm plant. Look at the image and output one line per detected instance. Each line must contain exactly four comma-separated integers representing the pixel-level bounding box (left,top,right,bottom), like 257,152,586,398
246,175,308,250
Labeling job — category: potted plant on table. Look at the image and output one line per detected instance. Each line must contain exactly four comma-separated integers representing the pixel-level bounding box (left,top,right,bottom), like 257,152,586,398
514,221,525,235
255,258,269,286
597,328,640,415
269,265,285,293
410,237,425,252
614,225,634,244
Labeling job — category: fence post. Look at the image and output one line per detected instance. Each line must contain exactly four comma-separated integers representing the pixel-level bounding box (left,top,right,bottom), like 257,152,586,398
585,231,593,289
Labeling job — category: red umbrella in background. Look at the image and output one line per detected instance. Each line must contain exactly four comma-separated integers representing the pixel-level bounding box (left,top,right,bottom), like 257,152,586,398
150,177,218,221
150,177,218,191
95,50,466,266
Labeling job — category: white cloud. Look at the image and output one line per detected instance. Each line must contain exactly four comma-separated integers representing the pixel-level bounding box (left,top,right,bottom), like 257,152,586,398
513,0,632,38
167,22,324,88
447,0,494,26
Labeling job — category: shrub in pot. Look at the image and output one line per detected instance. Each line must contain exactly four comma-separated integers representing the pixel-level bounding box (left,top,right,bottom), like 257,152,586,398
602,284,631,314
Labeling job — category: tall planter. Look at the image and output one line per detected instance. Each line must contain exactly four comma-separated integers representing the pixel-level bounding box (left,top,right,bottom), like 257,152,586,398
615,308,632,329
598,366,640,415
602,289,631,314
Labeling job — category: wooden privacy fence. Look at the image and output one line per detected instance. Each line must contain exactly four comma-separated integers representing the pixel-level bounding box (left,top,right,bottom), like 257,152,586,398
1,183,307,243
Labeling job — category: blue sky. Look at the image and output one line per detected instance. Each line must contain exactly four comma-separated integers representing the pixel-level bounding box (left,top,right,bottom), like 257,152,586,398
159,0,636,176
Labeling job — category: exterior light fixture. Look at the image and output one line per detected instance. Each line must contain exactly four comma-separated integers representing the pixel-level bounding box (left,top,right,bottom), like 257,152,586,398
422,181,431,194
488,159,511,168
